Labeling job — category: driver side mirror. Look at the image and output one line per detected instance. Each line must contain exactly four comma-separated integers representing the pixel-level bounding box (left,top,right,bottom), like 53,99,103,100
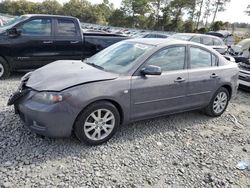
7,28,21,38
141,65,162,76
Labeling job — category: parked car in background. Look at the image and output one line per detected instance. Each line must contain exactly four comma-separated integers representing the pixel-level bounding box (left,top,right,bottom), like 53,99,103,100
8,39,239,145
229,38,250,60
206,30,234,46
0,14,128,79
133,32,169,39
228,38,250,88
142,33,169,38
169,33,228,54
238,59,250,88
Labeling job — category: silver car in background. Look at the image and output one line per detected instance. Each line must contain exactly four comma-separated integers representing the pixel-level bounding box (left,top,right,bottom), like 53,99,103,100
8,39,239,145
169,33,228,55
228,38,250,88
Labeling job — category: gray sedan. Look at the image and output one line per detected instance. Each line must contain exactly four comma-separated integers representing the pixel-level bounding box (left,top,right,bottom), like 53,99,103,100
8,39,239,145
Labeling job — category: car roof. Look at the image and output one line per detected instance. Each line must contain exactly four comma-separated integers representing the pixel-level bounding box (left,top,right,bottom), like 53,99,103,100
22,14,77,19
237,38,250,47
125,38,175,45
174,33,199,36
238,38,250,43
207,30,232,37
125,38,213,48
174,33,222,39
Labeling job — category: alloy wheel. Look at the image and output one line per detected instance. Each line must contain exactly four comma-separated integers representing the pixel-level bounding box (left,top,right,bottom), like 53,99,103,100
213,91,228,114
84,109,115,141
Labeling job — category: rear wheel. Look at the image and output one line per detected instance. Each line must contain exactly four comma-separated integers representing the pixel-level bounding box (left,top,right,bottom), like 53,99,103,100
74,101,120,145
205,87,229,117
0,59,10,79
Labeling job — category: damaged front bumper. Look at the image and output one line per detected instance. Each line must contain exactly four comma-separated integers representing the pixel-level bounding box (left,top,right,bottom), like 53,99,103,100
7,73,76,138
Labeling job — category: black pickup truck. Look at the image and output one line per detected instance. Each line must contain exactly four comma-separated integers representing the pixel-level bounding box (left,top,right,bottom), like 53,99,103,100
0,14,129,78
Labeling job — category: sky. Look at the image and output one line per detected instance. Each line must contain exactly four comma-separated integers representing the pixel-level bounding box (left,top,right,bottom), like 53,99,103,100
31,0,250,23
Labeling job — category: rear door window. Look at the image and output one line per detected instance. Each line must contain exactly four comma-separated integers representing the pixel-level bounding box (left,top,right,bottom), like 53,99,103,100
57,19,77,36
202,36,213,46
190,47,214,68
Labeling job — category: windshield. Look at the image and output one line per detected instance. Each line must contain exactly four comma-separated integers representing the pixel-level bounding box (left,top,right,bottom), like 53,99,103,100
170,34,192,41
86,41,153,74
0,16,27,30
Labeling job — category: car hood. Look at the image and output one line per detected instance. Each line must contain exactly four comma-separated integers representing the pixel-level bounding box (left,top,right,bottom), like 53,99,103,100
26,60,118,91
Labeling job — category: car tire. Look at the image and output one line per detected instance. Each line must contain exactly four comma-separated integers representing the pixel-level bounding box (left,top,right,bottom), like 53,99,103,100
0,58,10,79
205,87,230,117
74,101,120,145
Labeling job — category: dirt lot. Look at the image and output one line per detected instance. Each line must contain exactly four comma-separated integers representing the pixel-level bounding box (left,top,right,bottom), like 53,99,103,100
0,74,250,188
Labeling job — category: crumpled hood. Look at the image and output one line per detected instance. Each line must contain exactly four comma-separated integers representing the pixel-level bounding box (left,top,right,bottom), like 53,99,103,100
26,60,118,91
231,45,243,53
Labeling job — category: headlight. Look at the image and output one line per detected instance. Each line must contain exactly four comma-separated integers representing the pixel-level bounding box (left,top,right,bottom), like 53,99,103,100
32,92,69,104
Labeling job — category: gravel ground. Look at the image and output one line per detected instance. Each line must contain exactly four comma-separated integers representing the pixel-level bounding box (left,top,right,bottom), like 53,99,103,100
0,73,250,188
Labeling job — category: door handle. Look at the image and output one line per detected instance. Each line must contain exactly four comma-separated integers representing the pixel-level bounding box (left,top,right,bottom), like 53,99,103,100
210,73,218,78
174,77,186,83
70,41,80,44
43,41,53,44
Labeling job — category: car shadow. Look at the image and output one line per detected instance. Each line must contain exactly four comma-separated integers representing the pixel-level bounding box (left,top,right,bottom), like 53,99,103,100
113,110,212,143
0,106,214,168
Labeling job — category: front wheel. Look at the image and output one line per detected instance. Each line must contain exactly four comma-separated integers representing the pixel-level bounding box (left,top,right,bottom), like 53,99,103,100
74,101,120,145
205,87,230,117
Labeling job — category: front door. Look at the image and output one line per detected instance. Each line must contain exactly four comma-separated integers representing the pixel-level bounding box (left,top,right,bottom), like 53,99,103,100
11,17,56,69
130,46,189,121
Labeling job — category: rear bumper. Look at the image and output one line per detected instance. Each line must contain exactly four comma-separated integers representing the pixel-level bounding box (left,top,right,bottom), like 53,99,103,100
16,92,76,138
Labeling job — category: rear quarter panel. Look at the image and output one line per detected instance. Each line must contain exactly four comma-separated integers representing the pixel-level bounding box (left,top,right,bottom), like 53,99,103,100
217,60,239,99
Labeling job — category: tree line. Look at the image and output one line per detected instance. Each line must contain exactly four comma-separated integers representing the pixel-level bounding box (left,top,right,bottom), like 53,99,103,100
0,0,249,32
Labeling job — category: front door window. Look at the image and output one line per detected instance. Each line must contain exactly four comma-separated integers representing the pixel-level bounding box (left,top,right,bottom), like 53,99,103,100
21,19,52,36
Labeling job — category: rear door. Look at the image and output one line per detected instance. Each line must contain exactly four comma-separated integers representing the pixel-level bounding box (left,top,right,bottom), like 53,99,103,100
53,18,83,60
187,45,220,108
130,46,189,120
11,17,55,69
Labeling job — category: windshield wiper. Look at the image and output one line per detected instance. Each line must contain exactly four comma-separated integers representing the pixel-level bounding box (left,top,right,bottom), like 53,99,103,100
86,62,104,70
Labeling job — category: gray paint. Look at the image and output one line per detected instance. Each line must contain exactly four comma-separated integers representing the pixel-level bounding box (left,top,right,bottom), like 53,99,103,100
15,39,239,138
26,60,118,91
